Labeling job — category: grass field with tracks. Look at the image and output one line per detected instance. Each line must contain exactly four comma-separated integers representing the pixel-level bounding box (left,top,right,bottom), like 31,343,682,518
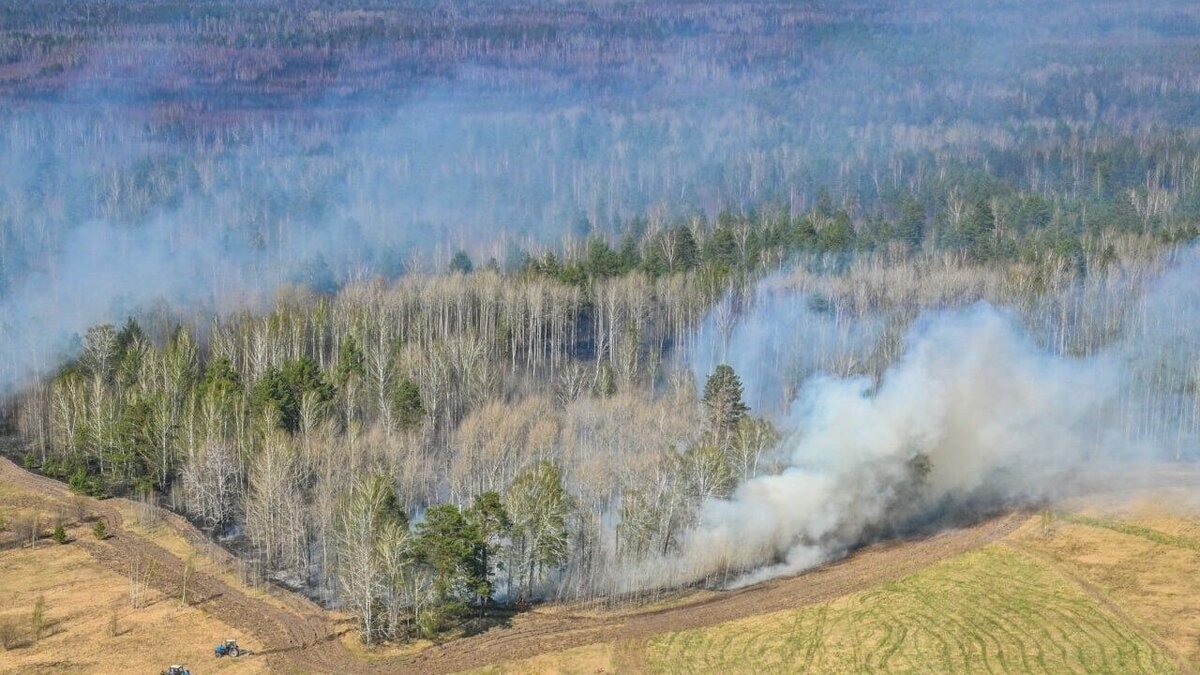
639,545,1172,674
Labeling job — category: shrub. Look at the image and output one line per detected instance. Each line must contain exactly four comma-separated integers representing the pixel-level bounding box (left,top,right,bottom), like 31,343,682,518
68,468,89,494
51,525,68,545
71,496,89,523
93,520,108,540
68,468,104,498
30,595,45,643
40,458,61,477
416,608,443,640
0,616,20,650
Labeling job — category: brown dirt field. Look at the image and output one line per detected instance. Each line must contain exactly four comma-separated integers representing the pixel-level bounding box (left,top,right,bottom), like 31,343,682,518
0,456,1030,674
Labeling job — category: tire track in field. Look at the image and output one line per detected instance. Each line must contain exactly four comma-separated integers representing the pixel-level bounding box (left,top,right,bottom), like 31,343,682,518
1004,541,1197,675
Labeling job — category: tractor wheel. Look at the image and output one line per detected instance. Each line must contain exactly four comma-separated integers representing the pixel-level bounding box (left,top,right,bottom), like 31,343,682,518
230,647,240,657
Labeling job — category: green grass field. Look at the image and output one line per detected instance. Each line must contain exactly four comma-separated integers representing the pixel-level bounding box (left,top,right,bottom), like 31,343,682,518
476,497,1200,675
641,545,1172,674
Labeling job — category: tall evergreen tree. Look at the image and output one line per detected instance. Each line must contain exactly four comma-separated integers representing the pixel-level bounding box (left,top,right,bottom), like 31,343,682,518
391,378,425,432
506,461,572,600
336,335,366,386
897,195,926,250
585,237,620,277
449,250,474,274
252,357,334,433
702,364,749,447
466,491,512,601
417,504,488,604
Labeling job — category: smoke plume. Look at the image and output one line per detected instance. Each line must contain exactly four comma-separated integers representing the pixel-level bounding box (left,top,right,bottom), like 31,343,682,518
652,249,1200,590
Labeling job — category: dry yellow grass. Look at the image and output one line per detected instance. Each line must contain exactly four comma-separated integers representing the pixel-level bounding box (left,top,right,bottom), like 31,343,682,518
117,500,299,615
640,545,1172,674
0,477,266,674
470,642,618,674
535,589,724,621
0,530,265,674
339,630,437,660
479,544,1175,675
1011,505,1200,667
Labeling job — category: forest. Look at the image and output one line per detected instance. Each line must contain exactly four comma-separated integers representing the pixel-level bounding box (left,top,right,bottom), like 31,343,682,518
2,0,1200,646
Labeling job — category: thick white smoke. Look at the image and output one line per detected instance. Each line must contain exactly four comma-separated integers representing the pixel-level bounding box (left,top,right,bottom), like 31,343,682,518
663,304,1125,588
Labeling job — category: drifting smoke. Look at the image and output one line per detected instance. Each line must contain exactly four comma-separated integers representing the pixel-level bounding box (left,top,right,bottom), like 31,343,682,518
2,0,1192,394
687,280,887,415
643,250,1200,591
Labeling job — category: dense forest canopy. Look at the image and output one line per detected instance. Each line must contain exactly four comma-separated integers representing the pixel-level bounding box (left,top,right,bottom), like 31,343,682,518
2,0,1200,645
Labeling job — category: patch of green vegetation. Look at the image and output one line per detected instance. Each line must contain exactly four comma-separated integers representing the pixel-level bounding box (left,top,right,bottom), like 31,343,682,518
1060,513,1200,554
643,545,1174,674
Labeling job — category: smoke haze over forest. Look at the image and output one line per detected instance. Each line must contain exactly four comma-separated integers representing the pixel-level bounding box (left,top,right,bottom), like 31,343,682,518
3,0,1200,640
5,0,1200,389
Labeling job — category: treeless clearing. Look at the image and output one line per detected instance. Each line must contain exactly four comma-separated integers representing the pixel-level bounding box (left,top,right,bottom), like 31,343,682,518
483,536,1199,675
0,457,343,673
644,545,1171,674
0,513,263,674
1008,504,1200,670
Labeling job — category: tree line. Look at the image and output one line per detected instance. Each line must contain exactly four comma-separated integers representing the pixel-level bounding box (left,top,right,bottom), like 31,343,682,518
11,218,1200,643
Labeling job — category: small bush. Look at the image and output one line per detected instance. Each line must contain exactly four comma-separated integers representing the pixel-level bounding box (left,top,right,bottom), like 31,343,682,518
0,612,19,648
0,616,20,650
71,496,89,523
417,604,456,640
41,458,62,478
30,595,45,643
21,452,37,470
107,608,119,638
68,468,104,498
51,525,67,545
16,515,39,546
93,520,108,540
68,467,89,494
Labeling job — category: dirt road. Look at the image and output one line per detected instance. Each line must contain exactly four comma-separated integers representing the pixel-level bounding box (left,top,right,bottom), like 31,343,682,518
404,512,1029,673
0,456,1028,673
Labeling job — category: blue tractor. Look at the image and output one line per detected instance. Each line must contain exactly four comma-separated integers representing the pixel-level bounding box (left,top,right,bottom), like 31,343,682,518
214,638,242,658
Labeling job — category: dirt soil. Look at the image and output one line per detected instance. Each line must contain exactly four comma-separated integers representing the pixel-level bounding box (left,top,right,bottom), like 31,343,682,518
0,456,1028,674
